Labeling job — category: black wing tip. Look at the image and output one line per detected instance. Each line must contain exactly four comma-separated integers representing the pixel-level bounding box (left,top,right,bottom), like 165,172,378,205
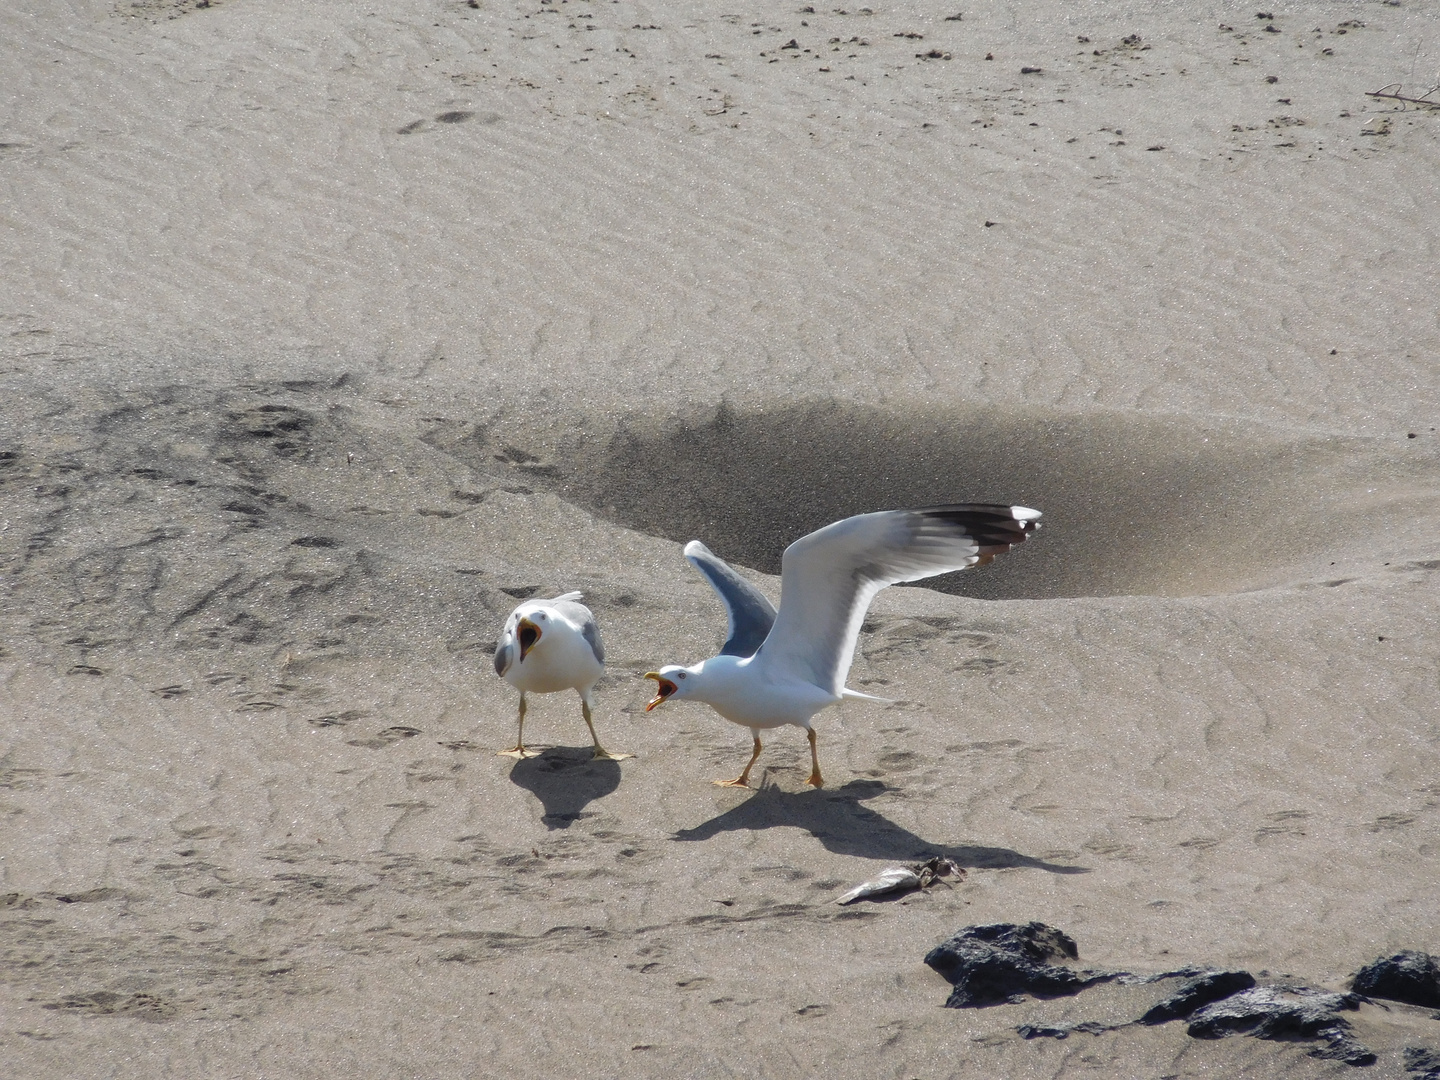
914,503,1042,553
915,502,1041,520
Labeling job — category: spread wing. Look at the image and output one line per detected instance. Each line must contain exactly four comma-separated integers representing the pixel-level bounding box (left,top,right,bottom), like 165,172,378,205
755,505,1041,694
684,540,778,658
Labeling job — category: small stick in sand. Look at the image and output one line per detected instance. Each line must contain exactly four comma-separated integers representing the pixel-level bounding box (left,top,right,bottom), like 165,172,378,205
1365,83,1440,109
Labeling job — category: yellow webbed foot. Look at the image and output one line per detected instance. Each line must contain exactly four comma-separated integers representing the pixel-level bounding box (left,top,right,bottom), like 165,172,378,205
805,728,824,788
712,734,762,788
497,746,541,759
591,747,634,761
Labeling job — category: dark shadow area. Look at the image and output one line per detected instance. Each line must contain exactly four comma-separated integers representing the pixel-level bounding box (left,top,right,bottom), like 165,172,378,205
545,401,1353,600
427,398,1433,599
508,747,622,830
672,779,1088,873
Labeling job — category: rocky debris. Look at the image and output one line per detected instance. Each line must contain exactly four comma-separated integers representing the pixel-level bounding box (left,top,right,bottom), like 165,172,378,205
1187,986,1375,1065
924,925,1402,1066
1352,951,1440,1008
1016,1020,1116,1039
1405,1047,1440,1080
1139,969,1257,1025
923,922,1118,1008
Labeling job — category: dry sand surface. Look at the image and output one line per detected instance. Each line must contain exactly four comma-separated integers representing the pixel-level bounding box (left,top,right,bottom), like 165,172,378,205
3,0,1440,1076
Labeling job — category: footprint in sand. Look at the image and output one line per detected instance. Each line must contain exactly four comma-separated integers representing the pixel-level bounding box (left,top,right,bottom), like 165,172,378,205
346,726,422,749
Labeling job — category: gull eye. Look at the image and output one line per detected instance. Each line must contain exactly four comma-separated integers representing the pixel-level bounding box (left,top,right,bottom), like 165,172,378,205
677,672,687,680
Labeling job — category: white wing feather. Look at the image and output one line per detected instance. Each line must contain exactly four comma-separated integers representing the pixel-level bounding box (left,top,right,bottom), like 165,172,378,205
754,505,1040,694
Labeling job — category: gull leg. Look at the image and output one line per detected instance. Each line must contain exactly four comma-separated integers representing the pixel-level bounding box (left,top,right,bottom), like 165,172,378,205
497,693,540,758
582,699,632,761
715,732,763,788
805,727,824,788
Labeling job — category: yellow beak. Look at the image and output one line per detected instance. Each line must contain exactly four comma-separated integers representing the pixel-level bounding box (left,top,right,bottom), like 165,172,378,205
517,618,542,662
643,671,677,712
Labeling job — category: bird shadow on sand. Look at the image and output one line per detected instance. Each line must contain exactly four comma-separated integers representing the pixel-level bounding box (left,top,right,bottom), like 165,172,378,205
672,779,1088,873
509,747,622,830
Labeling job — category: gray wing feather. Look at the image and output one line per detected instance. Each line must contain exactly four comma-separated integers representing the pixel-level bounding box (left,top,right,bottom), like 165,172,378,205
549,598,605,665
684,540,778,658
493,639,514,677
580,618,605,665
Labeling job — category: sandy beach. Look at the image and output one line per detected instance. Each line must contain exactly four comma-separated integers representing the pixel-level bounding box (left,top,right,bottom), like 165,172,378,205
3,0,1439,1076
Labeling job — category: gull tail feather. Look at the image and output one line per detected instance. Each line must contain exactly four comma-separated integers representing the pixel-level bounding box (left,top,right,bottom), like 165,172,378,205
842,687,896,705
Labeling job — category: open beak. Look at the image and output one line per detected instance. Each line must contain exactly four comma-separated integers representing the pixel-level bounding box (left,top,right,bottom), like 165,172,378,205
517,618,541,662
643,672,677,712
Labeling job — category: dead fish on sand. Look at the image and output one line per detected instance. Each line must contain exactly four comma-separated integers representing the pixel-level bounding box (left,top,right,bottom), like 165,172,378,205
835,856,965,904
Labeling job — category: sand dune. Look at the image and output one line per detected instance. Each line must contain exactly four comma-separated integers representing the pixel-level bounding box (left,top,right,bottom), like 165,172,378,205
3,1,1439,1077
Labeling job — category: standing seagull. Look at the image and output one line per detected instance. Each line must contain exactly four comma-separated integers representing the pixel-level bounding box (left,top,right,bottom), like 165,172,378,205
644,505,1040,788
493,592,630,760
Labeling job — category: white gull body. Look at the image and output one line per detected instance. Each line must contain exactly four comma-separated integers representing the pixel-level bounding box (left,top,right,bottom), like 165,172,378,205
493,592,629,760
645,504,1041,788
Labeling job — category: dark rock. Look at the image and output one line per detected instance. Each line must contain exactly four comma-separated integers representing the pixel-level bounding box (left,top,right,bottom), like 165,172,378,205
923,922,1117,1008
926,923,1398,1065
1188,986,1375,1066
1310,1030,1380,1066
1404,1046,1440,1080
1139,969,1257,1024
1352,951,1440,1008
1016,1020,1115,1039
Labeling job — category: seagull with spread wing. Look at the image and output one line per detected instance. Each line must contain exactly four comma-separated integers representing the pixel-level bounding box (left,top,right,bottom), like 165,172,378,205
644,505,1040,788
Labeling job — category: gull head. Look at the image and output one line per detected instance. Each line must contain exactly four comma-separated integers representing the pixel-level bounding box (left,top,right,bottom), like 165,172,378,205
494,610,549,678
643,665,696,711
